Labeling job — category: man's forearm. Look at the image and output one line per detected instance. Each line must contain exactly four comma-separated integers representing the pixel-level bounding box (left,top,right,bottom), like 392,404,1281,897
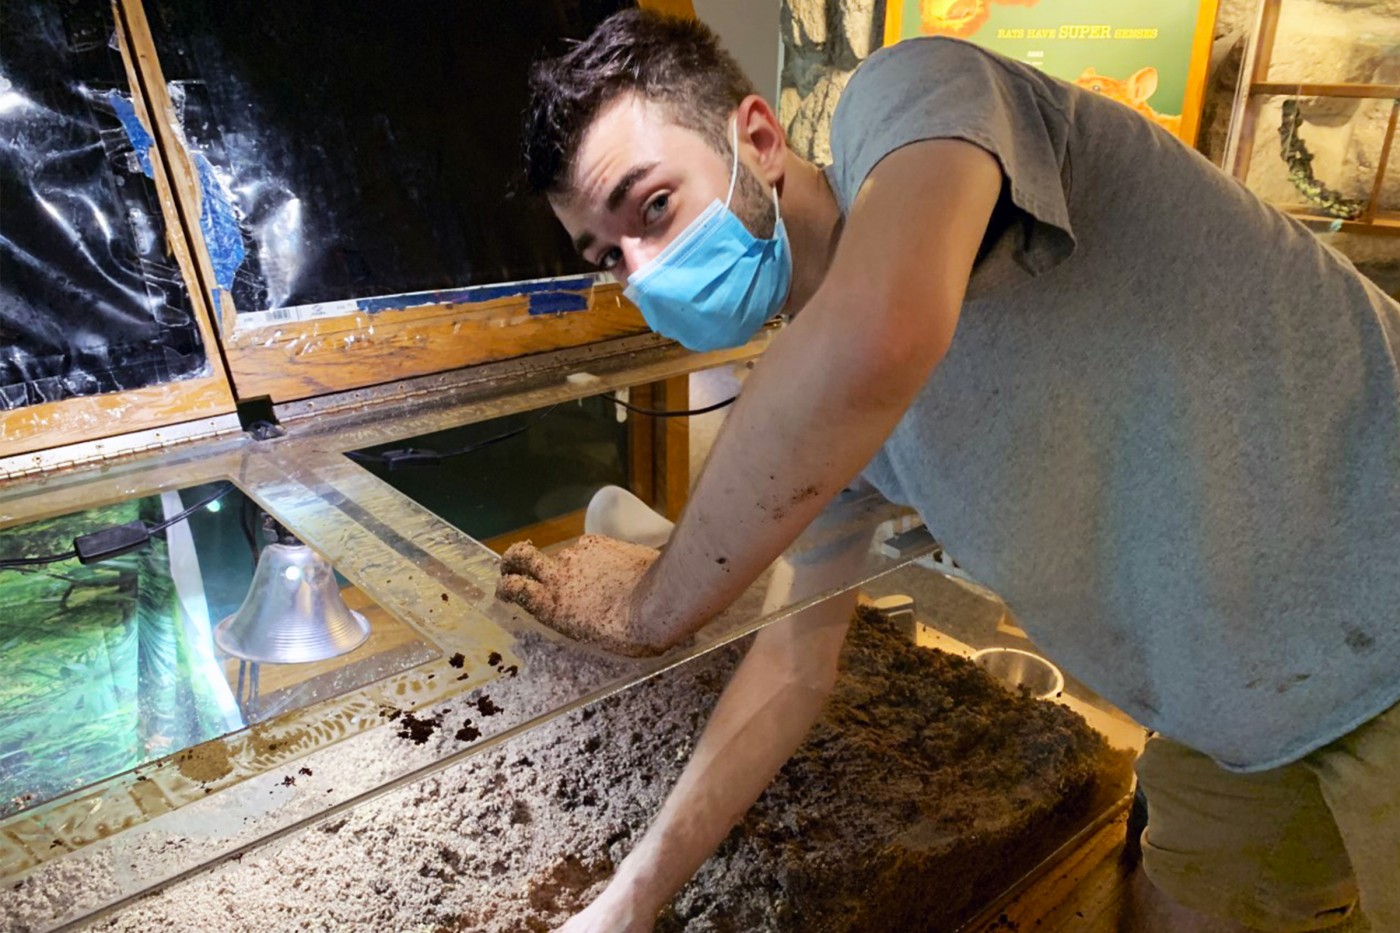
630,140,1001,651
631,292,941,647
607,587,856,916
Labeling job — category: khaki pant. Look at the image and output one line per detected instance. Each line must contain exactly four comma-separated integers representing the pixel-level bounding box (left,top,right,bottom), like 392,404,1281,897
1136,701,1400,932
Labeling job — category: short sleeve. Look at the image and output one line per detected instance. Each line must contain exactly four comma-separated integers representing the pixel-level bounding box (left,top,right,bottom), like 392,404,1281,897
829,38,1076,289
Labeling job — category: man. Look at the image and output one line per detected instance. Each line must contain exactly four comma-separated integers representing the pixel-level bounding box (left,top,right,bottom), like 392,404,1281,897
497,10,1400,932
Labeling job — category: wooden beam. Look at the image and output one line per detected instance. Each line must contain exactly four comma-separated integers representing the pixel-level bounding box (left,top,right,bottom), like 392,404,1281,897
1178,0,1222,147
883,0,905,48
1362,100,1399,224
1251,82,1400,100
0,379,234,458
1284,206,1400,236
1249,0,1283,87
0,2,237,460
624,376,691,520
112,0,233,391
628,382,658,507
223,283,649,403
652,375,691,522
116,0,242,345
1228,0,1284,181
480,509,587,555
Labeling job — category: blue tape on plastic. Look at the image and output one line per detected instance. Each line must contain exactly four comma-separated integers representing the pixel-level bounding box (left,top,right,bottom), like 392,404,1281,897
523,288,590,315
107,91,154,178
355,275,594,316
191,152,246,290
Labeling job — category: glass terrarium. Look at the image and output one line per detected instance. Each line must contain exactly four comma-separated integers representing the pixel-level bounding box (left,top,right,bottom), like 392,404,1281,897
0,482,435,821
0,348,1146,932
346,393,632,548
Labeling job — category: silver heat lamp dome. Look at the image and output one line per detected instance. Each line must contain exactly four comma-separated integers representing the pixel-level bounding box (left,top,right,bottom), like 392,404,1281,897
215,543,370,664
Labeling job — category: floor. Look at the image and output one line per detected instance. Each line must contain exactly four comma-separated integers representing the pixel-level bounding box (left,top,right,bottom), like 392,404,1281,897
966,811,1137,933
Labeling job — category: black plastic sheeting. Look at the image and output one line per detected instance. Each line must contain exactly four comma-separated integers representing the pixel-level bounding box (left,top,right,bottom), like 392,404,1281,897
145,0,631,316
0,0,210,412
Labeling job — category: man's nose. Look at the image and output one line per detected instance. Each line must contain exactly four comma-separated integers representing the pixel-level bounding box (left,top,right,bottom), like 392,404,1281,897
617,237,659,284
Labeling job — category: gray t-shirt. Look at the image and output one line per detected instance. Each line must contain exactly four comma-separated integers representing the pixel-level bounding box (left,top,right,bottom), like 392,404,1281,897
828,37,1400,772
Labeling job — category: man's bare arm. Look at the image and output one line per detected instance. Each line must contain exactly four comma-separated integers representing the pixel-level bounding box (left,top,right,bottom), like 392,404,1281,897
496,139,1000,655
631,139,1002,648
559,541,865,932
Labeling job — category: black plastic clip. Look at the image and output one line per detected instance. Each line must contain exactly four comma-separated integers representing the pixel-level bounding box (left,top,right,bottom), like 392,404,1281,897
74,521,152,564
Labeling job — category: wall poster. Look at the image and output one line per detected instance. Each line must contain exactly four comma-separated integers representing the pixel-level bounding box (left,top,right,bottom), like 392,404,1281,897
883,0,1220,145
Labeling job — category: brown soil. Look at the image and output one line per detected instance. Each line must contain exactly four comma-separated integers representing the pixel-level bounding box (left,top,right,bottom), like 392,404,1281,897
648,606,1131,932
174,741,233,784
445,605,1130,932
81,607,1130,933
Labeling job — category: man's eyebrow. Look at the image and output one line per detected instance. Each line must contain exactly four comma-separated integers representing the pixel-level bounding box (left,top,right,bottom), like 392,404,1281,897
606,162,660,212
571,162,662,258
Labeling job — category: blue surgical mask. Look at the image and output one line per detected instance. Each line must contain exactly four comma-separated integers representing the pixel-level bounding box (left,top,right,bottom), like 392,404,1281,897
623,120,793,352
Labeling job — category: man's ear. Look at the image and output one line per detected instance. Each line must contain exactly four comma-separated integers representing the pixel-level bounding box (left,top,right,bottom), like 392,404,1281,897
735,94,788,186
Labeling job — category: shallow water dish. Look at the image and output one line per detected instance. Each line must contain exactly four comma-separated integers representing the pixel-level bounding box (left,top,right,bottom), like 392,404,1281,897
971,647,1064,700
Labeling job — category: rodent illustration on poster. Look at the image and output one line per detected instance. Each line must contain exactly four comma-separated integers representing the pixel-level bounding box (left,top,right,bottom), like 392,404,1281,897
889,0,1215,141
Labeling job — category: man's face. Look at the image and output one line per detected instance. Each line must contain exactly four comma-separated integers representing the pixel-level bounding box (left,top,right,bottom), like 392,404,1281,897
551,93,774,283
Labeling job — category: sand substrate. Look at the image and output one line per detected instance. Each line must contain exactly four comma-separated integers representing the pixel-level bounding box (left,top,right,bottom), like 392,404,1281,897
55,608,1132,932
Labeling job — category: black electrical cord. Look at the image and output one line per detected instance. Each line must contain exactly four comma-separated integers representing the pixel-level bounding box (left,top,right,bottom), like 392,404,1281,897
239,494,263,574
345,393,738,470
610,394,737,418
0,482,237,571
0,549,78,569
145,483,237,535
344,403,562,470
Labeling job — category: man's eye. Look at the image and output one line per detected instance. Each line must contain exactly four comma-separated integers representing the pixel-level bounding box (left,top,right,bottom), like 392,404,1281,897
598,247,622,271
644,193,669,223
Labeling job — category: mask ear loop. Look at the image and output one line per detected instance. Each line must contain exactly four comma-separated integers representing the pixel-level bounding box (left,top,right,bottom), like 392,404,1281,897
726,116,784,231
724,118,740,207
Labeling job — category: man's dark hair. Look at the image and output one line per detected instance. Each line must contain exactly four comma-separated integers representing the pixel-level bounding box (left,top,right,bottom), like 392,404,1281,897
523,9,756,197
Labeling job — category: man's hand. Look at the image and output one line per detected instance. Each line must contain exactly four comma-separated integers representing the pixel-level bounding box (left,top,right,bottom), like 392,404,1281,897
554,883,654,933
495,535,667,657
